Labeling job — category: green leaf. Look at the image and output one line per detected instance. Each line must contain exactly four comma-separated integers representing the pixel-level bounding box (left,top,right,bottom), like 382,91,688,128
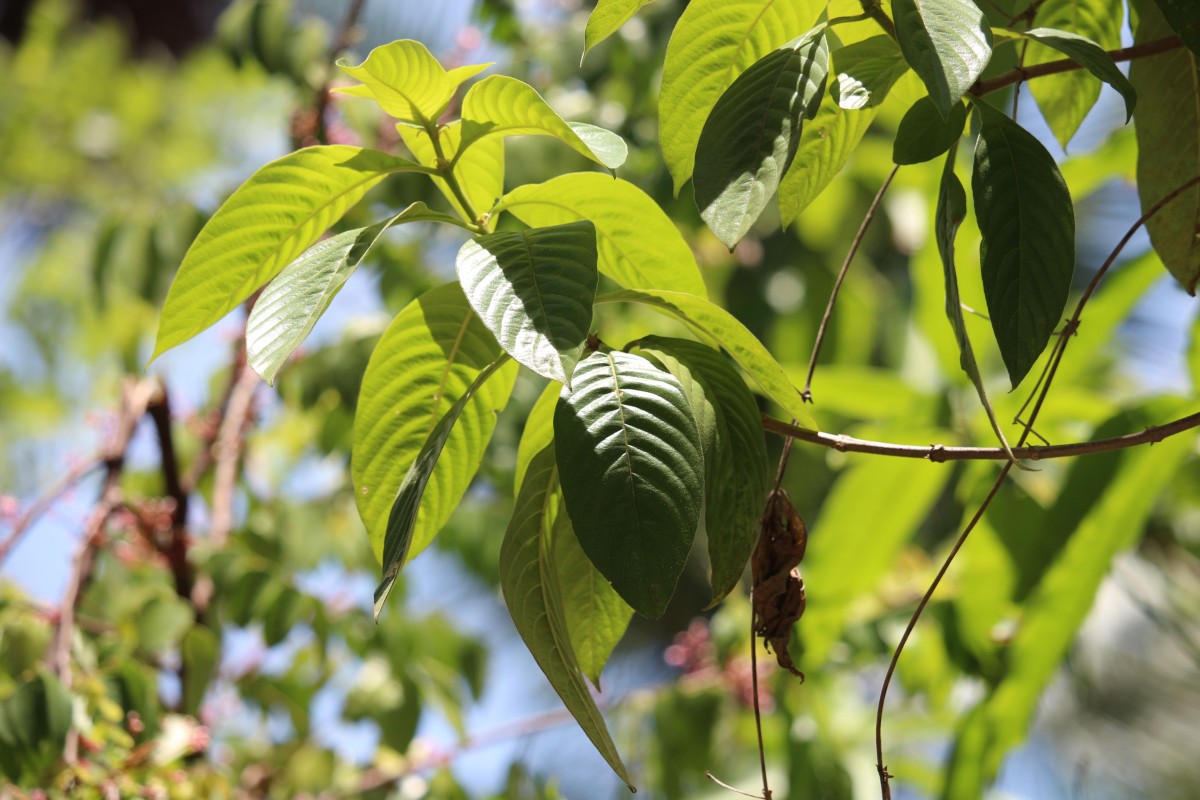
498,444,634,788
596,288,817,430
946,400,1195,793
0,671,72,782
893,97,967,164
1131,3,1200,295
893,0,992,117
153,146,430,359
552,510,633,687
1022,24,1134,147
935,146,1014,460
778,81,878,227
694,29,829,249
515,380,561,496
247,203,465,384
457,221,598,385
1151,0,1200,56
831,34,910,110
399,122,505,223
336,39,490,125
972,101,1075,387
584,0,659,57
352,282,518,581
459,76,627,169
181,625,220,716
554,351,704,617
495,172,708,297
659,0,826,193
375,356,512,617
631,337,771,605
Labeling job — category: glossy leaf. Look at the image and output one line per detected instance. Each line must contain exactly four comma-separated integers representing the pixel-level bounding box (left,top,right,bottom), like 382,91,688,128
375,356,511,616
1131,3,1200,294
247,203,465,384
459,76,627,169
972,102,1075,387
153,146,430,358
352,283,518,583
336,39,490,124
399,122,505,223
893,0,992,117
554,351,704,617
632,336,771,605
498,444,634,788
935,147,1014,459
659,0,826,193
1151,0,1200,56
584,0,659,56
596,289,817,430
694,29,829,249
1023,24,1134,146
457,221,598,385
893,97,968,164
496,173,708,297
831,34,910,110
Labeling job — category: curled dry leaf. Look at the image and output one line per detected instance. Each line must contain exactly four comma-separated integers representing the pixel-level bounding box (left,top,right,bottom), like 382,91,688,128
751,487,807,679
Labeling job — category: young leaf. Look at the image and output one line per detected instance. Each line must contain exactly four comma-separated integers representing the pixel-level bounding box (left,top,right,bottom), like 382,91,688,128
336,39,490,125
972,101,1075,387
935,147,1015,460
893,0,992,117
583,0,659,57
247,203,466,384
498,444,634,789
893,97,967,165
495,173,708,297
1022,25,1135,140
1151,0,1200,56
694,29,829,249
456,221,599,385
596,288,818,430
399,122,505,223
375,355,511,616
554,351,704,618
1131,3,1200,295
459,76,627,169
659,0,826,193
352,283,517,581
153,146,430,359
831,34,910,110
632,336,771,605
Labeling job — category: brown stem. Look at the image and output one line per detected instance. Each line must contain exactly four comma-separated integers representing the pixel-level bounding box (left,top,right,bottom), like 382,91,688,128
146,385,193,602
749,612,772,800
972,36,1183,97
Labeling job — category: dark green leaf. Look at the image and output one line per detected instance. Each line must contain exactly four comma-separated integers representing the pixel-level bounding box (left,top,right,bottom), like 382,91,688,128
181,626,220,716
972,102,1075,387
1022,27,1136,125
1151,0,1200,56
893,97,968,165
457,221,598,385
694,29,829,249
893,0,992,116
554,351,704,617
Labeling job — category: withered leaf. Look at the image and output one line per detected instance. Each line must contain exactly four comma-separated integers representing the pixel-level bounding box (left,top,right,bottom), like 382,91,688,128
751,488,807,679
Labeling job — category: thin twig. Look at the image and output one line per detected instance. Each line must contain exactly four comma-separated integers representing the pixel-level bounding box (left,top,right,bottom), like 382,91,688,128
0,455,103,565
301,0,370,146
801,164,900,403
972,36,1183,97
749,613,772,799
209,356,259,549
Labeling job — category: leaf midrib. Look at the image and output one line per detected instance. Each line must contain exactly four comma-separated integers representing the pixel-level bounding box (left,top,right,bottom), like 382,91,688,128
605,354,644,536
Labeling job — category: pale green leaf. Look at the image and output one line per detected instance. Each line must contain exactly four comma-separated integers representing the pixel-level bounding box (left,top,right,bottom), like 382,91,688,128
596,288,818,430
498,444,634,788
583,0,659,56
336,39,490,124
496,172,708,297
459,76,627,169
659,0,826,193
831,34,910,110
694,29,829,248
457,221,598,385
972,101,1075,387
352,282,518,576
515,380,561,496
1131,2,1200,295
247,203,466,384
631,336,771,605
153,146,430,359
893,97,967,164
554,351,704,617
893,0,993,116
399,122,505,223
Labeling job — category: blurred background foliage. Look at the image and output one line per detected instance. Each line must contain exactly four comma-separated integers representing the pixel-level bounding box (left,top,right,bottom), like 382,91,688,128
1,0,1199,798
